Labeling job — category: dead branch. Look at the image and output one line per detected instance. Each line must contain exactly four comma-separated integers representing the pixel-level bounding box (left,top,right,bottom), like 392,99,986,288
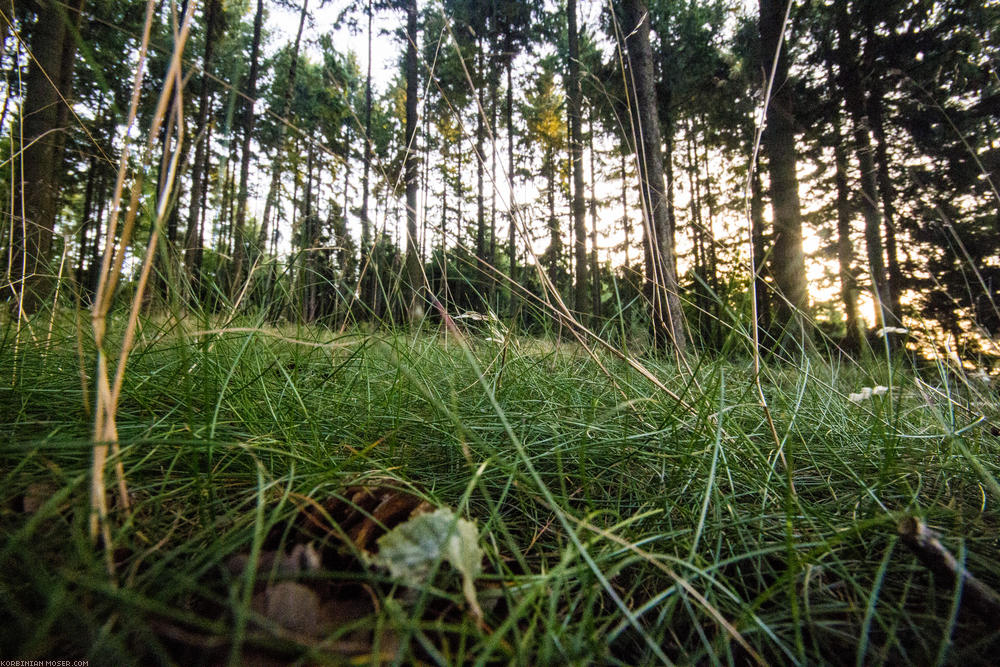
898,516,1000,626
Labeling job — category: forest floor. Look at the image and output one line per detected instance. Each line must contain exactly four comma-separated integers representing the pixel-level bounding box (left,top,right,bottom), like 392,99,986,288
3,313,1000,665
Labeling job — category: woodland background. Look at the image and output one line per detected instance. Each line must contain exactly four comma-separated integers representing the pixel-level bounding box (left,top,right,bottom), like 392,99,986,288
3,0,998,364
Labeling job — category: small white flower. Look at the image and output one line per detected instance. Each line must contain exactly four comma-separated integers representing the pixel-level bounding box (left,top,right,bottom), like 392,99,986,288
849,387,873,403
875,326,909,337
849,385,890,402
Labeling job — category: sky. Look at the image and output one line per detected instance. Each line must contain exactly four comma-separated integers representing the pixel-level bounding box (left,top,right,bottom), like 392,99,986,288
272,1,398,88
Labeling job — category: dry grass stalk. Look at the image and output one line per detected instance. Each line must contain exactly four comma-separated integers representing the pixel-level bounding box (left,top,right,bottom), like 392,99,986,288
88,0,195,566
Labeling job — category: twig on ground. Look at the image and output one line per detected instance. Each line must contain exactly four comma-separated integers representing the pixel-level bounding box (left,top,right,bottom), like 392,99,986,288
898,516,1000,626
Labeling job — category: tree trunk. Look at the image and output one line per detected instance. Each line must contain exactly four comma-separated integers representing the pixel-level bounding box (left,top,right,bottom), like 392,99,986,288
699,120,719,300
9,0,85,313
871,92,903,327
421,103,431,267
750,163,770,338
506,60,517,319
698,120,720,347
219,140,236,257
404,0,422,322
0,3,7,60
439,142,449,309
835,3,891,331
475,48,486,305
230,0,264,298
51,0,84,215
622,0,686,353
567,0,588,315
152,75,189,304
864,22,903,327
664,131,678,283
76,156,98,296
360,0,374,313
258,0,309,254
588,111,600,320
185,0,222,291
88,171,108,298
832,108,862,349
686,122,707,342
544,145,561,284
621,149,631,271
301,143,316,322
759,0,808,339
456,131,463,242
186,100,217,294
220,153,234,256
488,64,497,308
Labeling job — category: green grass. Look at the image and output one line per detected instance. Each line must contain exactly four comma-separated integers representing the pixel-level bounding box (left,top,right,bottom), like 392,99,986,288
2,312,1000,665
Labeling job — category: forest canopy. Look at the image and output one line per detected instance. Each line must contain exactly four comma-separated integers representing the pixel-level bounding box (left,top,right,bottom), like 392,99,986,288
2,0,998,364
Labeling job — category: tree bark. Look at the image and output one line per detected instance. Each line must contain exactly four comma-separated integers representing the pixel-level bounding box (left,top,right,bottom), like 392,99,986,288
828,64,863,351
567,0,588,315
475,47,486,304
421,100,431,268
404,0,422,322
543,145,561,284
219,140,236,258
185,0,221,290
50,0,84,216
835,2,891,331
686,120,710,344
623,0,686,353
230,0,264,297
759,0,808,339
439,139,449,308
506,60,517,319
301,142,316,322
488,63,497,308
620,149,631,271
9,0,85,313
699,120,719,301
750,163,770,338
864,21,903,327
588,111,600,320
664,131,678,283
257,0,309,253
76,155,97,296
360,0,374,312
88,170,107,298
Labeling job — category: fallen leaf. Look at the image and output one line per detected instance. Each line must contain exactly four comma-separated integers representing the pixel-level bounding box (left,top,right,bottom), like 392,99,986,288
373,508,484,619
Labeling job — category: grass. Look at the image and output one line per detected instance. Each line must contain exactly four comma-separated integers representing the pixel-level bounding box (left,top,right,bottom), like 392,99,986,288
2,310,1000,664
